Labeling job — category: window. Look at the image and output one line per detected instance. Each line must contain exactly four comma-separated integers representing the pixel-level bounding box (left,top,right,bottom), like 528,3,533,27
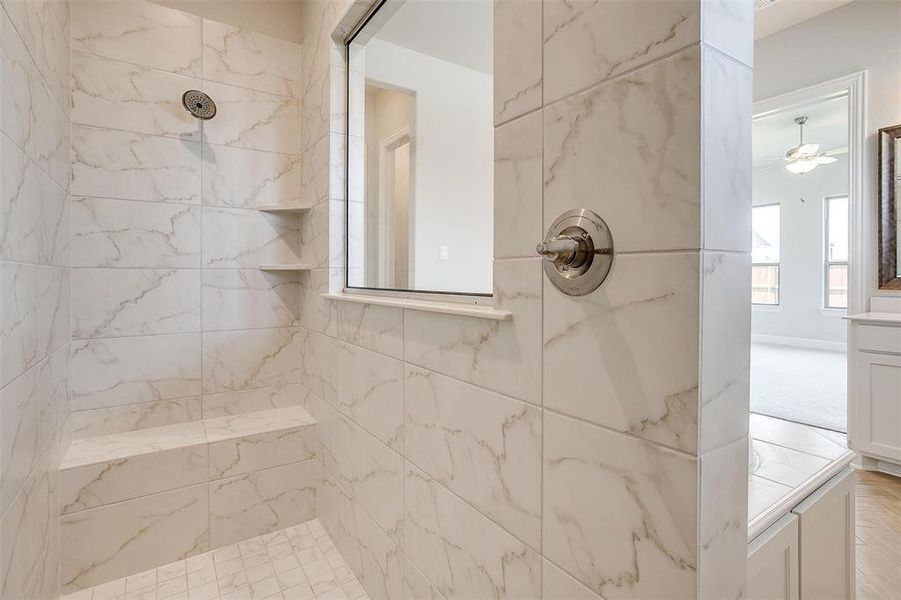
824,196,849,309
752,204,781,305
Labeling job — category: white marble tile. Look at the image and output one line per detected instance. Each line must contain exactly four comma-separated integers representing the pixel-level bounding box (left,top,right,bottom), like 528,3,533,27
71,126,202,204
542,559,602,600
748,474,792,521
0,262,68,386
71,269,201,338
60,484,210,592
328,414,404,544
2,0,70,107
543,0,699,103
202,19,301,97
404,365,541,548
301,67,330,150
71,52,201,140
404,463,541,600
299,269,339,336
543,412,697,599
749,439,831,488
335,302,403,360
60,445,208,514
201,144,301,208
201,207,301,269
201,384,305,419
70,197,201,268
71,0,201,75
300,199,342,270
300,134,330,208
495,111,542,260
201,327,301,393
69,397,202,439
403,558,447,600
404,258,542,405
702,47,752,252
208,418,317,479
698,438,748,599
700,252,750,453
209,460,318,548
543,47,702,253
0,349,60,515
0,134,68,265
0,450,59,600
302,331,403,450
61,420,207,470
202,269,299,331
749,413,849,461
201,81,300,155
494,0,541,124
544,252,700,452
69,334,202,411
701,0,754,67
0,8,68,187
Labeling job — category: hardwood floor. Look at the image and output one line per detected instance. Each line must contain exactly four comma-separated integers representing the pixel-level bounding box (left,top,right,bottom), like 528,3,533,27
856,470,901,599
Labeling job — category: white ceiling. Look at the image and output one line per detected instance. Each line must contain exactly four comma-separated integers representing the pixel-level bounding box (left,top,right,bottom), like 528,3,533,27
371,0,493,74
754,0,856,39
753,95,848,170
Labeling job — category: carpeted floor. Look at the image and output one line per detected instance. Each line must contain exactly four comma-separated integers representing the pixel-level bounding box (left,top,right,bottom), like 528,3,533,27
750,342,847,433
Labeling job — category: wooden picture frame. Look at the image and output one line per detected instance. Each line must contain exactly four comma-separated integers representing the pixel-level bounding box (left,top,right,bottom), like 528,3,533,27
878,124,901,290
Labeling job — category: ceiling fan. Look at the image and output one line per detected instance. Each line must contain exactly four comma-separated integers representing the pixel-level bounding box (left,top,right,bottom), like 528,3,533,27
784,116,839,175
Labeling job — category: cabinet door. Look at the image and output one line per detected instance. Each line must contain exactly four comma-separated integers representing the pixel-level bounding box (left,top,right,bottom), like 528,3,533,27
793,468,855,600
748,514,800,600
853,351,901,462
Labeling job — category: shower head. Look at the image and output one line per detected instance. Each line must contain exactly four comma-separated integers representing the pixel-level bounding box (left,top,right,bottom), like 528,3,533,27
182,90,216,120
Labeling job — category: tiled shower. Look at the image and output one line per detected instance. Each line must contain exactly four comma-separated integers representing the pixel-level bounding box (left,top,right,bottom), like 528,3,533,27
0,0,754,599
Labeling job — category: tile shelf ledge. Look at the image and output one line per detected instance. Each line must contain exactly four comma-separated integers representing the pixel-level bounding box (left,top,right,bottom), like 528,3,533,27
256,205,312,214
259,264,315,272
323,292,513,321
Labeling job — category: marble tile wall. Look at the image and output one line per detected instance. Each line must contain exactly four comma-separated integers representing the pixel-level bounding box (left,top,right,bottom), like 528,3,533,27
0,0,70,598
67,0,304,439
298,0,753,599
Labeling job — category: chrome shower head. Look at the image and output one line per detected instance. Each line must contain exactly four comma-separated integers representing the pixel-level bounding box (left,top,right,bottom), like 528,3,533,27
182,90,216,120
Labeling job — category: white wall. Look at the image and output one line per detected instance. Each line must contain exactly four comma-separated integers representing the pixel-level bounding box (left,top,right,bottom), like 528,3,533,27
754,0,901,302
752,155,849,344
363,38,494,294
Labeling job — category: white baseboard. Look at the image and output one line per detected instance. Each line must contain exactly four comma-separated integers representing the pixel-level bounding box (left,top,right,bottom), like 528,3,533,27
752,333,847,352
876,460,901,478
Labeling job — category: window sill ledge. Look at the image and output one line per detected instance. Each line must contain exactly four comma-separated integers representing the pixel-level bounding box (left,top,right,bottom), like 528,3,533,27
322,292,512,321
752,304,783,313
819,308,847,318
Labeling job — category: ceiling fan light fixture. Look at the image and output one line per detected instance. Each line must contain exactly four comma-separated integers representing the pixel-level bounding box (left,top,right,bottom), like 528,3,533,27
785,158,819,175
783,116,836,175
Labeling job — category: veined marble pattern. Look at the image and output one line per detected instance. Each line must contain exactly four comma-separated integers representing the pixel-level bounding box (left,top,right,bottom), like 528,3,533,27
202,269,299,332
300,67,329,150
69,334,202,411
201,207,301,269
201,327,301,393
543,47,701,253
70,197,201,268
71,268,201,339
60,520,370,600
201,81,301,155
201,384,306,419
0,134,68,265
0,7,69,187
71,0,202,75
202,19,301,97
71,52,201,140
542,559,603,600
494,0,541,124
334,301,403,360
404,365,541,548
2,0,70,107
201,144,301,209
0,262,68,387
544,252,701,452
494,111,542,260
542,411,697,599
70,397,202,439
404,463,541,600
71,126,202,204
542,0,699,103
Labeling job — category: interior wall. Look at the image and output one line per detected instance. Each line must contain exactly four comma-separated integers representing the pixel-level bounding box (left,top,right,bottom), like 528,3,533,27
753,155,849,344
60,0,310,588
298,0,753,598
754,0,901,301
363,38,494,294
0,0,70,598
152,0,303,42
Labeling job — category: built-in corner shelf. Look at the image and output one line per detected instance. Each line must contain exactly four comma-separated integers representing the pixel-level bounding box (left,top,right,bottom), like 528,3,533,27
323,292,512,321
258,264,314,272
256,205,312,214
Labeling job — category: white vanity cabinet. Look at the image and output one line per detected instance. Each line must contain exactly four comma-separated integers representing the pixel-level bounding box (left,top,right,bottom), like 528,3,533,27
848,312,901,465
748,468,855,600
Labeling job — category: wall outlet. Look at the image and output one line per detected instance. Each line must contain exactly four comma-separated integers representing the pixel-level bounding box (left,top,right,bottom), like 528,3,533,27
439,245,449,261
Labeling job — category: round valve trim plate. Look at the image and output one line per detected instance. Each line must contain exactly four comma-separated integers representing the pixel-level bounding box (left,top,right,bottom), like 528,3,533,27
540,208,614,296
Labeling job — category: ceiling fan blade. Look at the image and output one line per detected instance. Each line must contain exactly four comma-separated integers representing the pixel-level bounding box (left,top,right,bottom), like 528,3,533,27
814,155,838,164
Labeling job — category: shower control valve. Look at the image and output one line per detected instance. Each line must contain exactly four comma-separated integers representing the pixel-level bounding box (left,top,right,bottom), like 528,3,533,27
537,209,614,296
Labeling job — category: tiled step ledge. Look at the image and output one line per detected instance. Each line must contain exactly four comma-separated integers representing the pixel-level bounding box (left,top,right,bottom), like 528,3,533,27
60,405,317,514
